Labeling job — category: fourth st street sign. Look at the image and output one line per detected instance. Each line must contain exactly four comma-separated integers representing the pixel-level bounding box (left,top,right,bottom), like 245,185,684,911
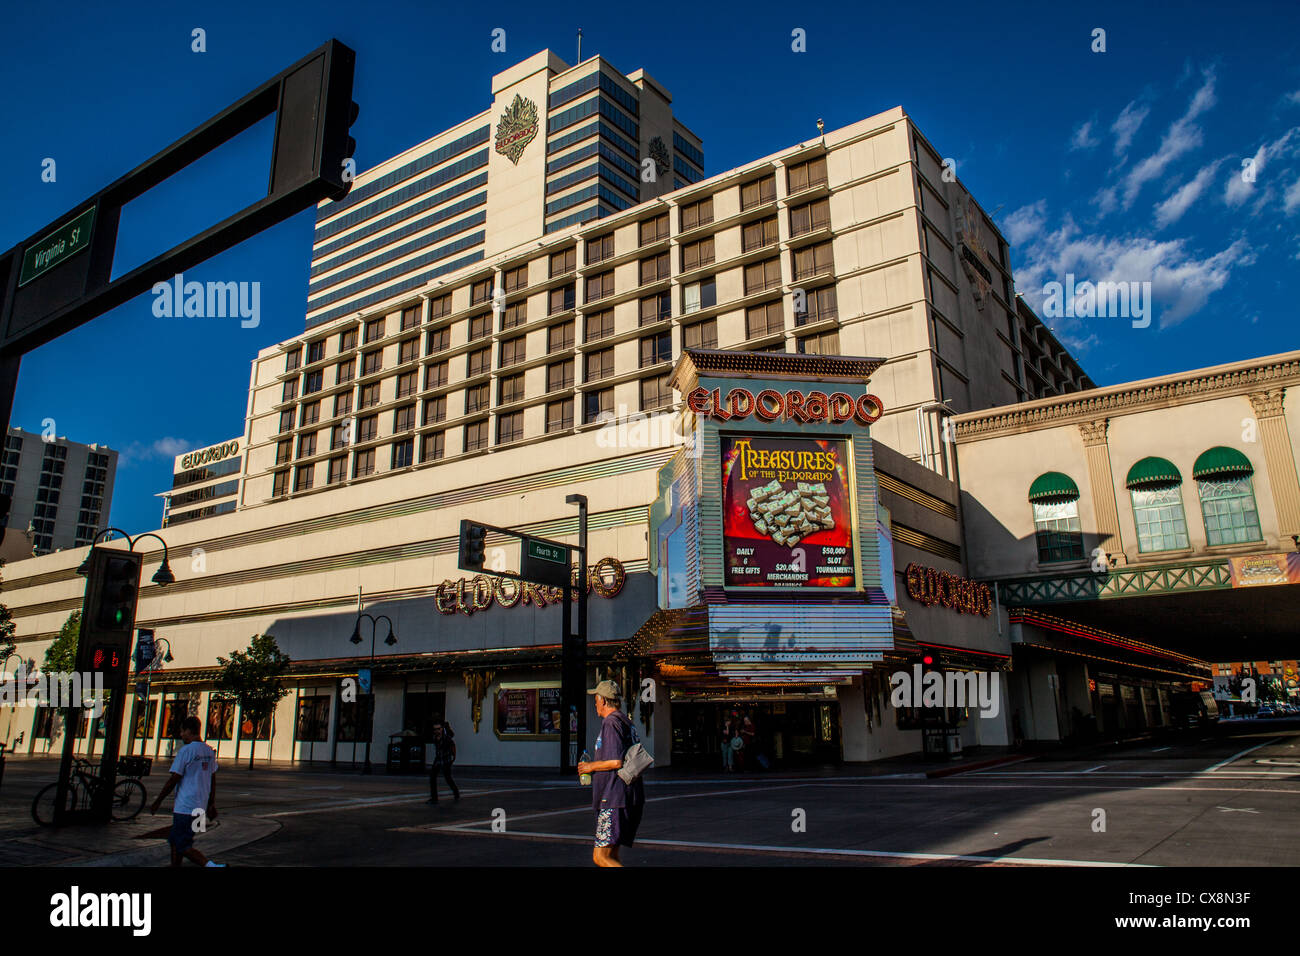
522,537,570,588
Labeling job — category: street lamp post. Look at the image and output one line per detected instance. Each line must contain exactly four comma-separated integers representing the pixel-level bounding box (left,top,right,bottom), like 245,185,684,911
349,613,396,774
564,494,588,773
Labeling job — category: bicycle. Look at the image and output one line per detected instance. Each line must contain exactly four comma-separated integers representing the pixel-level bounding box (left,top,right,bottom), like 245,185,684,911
31,756,148,825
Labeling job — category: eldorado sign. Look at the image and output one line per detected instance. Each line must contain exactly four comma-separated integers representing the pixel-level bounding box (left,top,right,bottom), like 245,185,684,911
687,386,883,427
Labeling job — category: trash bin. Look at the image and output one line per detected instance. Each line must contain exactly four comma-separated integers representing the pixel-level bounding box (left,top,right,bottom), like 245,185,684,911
386,731,426,774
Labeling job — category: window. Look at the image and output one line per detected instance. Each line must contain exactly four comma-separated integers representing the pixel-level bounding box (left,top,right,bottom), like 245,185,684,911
423,395,447,425
307,340,326,364
497,411,524,445
548,321,575,352
683,318,718,350
302,401,322,426
1199,477,1262,545
793,241,834,281
641,291,672,325
425,361,449,389
285,348,302,372
394,371,416,399
585,348,615,383
426,326,451,355
339,328,357,351
500,300,527,330
586,234,615,265
420,431,445,462
639,214,669,245
399,338,419,364
742,217,778,252
744,258,782,294
272,470,289,497
796,330,839,355
640,374,674,411
363,318,385,343
400,305,421,331
469,313,492,341
470,279,492,306
498,336,525,368
503,265,528,293
334,391,353,417
680,197,713,231
467,348,490,378
1032,499,1084,563
546,399,574,432
298,433,317,458
795,286,838,325
392,438,414,469
327,456,347,485
429,294,452,320
357,415,378,442
585,309,614,342
464,420,489,452
786,155,827,194
639,253,670,284
681,237,715,271
746,302,784,338
640,331,672,367
549,247,576,277
282,379,299,403
585,270,615,304
359,383,380,409
294,465,314,492
547,360,575,392
353,448,375,478
1131,486,1190,552
741,175,776,210
583,388,614,424
393,405,416,432
466,383,490,413
330,424,350,449
549,284,576,314
278,410,295,434
790,198,831,236
362,350,382,375
682,280,715,315
336,360,355,385
276,440,291,465
499,373,525,404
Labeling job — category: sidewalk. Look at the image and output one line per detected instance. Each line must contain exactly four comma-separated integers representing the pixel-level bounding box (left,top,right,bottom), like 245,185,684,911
0,812,279,867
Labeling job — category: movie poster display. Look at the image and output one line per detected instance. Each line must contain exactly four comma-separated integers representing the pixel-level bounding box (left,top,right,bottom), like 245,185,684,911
493,685,563,739
721,435,857,588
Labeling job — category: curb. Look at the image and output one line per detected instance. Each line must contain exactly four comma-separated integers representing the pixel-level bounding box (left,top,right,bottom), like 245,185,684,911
59,818,282,867
925,754,1036,778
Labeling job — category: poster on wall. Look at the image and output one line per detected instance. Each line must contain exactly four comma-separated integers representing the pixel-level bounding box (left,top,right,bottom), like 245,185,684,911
497,688,537,735
721,434,857,588
537,688,563,735
1228,552,1300,588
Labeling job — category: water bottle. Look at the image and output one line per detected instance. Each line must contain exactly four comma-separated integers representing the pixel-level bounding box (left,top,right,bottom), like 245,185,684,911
579,749,592,786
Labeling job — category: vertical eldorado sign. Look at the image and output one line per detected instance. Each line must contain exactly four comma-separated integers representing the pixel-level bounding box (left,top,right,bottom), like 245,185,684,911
721,435,857,588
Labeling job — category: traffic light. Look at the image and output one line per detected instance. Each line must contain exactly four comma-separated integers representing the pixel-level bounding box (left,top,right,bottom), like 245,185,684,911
459,519,487,571
318,44,359,201
87,549,143,634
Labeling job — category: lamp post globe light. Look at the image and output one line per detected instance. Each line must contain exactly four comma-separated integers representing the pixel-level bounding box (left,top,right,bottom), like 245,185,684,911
349,613,396,774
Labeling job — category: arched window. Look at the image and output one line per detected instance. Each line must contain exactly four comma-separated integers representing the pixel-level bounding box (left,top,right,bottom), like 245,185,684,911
1193,447,1262,545
1125,457,1189,552
1028,472,1083,563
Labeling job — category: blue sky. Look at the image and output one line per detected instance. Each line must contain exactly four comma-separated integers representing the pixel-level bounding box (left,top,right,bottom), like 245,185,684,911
2,0,1298,536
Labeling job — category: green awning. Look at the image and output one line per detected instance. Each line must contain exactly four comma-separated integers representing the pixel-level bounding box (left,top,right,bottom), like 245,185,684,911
1193,446,1254,480
1028,471,1080,503
1125,456,1182,489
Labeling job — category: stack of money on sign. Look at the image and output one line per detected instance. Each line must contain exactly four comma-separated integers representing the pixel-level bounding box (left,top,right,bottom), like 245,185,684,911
745,480,834,547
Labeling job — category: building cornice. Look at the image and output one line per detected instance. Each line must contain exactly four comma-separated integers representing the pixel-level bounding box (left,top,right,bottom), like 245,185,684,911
953,352,1300,442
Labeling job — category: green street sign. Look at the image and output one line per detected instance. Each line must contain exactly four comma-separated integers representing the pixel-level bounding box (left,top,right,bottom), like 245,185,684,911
526,539,567,564
19,206,96,287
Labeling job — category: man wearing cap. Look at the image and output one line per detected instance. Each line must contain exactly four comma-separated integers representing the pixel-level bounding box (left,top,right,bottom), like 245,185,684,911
576,680,645,867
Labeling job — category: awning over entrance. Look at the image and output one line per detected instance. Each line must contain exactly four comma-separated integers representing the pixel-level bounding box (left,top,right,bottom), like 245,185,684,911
1193,445,1254,479
1028,471,1080,502
1125,456,1182,488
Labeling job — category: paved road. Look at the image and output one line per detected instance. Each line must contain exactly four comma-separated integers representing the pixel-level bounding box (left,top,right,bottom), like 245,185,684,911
3,724,1297,866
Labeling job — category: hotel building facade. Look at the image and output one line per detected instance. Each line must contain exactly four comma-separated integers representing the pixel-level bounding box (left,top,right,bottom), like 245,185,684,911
0,49,1105,768
0,427,116,560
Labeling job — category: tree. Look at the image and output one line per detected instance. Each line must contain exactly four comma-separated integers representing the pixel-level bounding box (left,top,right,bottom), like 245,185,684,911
43,611,81,675
0,559,17,664
215,634,292,768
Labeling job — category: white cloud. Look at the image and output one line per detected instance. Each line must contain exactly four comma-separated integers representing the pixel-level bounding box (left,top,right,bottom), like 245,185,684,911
1153,160,1223,229
1112,100,1152,158
1224,128,1299,207
1284,176,1300,214
1119,69,1217,210
1003,200,1048,245
118,437,192,465
1287,90,1300,106
1070,120,1099,151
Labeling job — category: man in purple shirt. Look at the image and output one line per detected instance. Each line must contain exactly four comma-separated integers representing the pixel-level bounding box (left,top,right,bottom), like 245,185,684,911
576,680,645,867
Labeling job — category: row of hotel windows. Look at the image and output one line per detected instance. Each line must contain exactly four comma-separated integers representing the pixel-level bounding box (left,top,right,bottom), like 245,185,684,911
1030,451,1265,564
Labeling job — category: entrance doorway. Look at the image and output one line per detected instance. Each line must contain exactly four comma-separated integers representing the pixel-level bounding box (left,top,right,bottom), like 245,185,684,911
671,700,841,769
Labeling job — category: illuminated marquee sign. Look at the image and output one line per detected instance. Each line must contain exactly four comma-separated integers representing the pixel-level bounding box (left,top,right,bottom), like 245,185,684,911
180,440,240,471
687,386,883,427
904,563,993,617
436,557,626,616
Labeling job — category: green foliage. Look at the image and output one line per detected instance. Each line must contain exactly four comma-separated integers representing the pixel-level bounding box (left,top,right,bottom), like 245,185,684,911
43,611,81,674
215,634,292,767
0,560,17,663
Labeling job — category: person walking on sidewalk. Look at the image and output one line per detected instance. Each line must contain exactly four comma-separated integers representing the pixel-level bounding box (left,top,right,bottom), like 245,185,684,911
149,715,223,867
427,721,460,803
576,680,645,867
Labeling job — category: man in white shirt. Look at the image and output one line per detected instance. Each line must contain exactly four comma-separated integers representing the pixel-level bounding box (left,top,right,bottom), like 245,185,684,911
149,715,222,867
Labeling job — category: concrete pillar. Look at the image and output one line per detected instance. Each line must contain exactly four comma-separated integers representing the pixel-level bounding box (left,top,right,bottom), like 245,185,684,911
1079,419,1125,559
836,678,872,761
1248,389,1300,536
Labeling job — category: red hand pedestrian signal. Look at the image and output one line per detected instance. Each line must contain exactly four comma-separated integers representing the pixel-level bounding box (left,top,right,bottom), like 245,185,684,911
93,649,104,669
